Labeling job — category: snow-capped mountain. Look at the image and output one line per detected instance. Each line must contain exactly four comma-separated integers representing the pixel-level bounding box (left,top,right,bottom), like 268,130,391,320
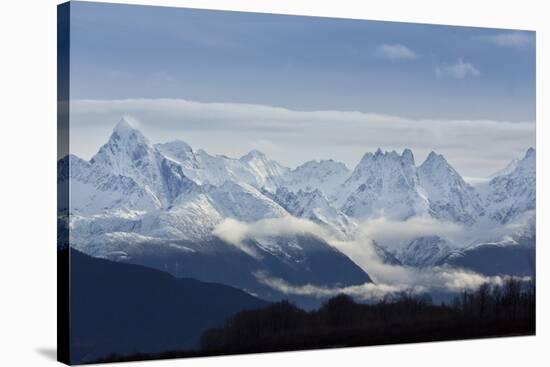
155,141,288,191
64,120,373,305
268,187,356,239
281,159,351,199
417,152,484,225
61,119,536,296
63,154,161,214
239,150,290,191
90,119,175,206
339,149,430,219
483,148,535,224
207,181,288,222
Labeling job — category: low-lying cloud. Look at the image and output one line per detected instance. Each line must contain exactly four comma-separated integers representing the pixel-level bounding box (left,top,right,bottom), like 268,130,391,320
357,216,463,247
213,216,329,243
255,271,418,301
255,269,527,301
212,216,330,258
212,215,530,301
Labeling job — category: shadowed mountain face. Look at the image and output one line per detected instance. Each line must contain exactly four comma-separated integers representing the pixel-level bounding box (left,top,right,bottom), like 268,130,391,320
66,249,267,364
437,236,536,277
102,235,371,308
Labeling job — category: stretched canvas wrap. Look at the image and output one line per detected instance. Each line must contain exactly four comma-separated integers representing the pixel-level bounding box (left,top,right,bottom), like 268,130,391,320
57,1,536,364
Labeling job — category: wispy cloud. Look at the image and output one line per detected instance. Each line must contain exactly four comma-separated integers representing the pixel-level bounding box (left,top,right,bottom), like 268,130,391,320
477,32,534,48
374,44,418,61
213,216,329,245
255,267,528,301
436,59,480,79
212,215,531,301
254,271,419,301
358,216,463,245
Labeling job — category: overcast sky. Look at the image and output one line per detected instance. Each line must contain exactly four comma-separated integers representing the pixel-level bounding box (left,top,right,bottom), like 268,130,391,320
68,1,536,178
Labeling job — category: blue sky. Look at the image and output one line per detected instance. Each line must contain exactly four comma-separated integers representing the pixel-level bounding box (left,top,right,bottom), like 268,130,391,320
68,1,536,177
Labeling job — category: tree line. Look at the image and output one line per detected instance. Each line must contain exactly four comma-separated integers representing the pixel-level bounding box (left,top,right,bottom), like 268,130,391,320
200,278,535,353
93,278,535,363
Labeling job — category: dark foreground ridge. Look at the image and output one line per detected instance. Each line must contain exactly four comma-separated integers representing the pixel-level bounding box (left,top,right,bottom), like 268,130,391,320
63,249,267,364
91,278,535,364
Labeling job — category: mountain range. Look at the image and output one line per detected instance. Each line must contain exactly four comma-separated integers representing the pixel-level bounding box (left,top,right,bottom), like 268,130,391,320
59,118,536,302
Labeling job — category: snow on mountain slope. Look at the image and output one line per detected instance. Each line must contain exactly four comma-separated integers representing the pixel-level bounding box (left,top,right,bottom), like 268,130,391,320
155,142,288,191
70,190,225,254
397,236,452,267
268,187,357,239
63,154,161,214
489,158,519,179
140,192,224,241
70,181,290,249
484,148,535,224
371,241,402,265
417,152,484,225
192,149,259,186
281,159,351,199
90,118,194,206
207,181,288,222
339,149,430,219
239,150,290,191
154,140,194,163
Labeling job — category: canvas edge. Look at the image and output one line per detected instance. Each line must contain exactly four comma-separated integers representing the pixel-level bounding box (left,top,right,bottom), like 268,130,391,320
57,1,71,365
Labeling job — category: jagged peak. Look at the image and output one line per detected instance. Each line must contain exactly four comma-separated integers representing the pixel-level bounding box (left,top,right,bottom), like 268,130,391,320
240,149,267,161
422,151,447,166
359,148,413,166
90,119,153,166
113,117,135,133
359,152,374,162
156,139,193,152
296,159,348,171
524,147,535,160
491,147,535,180
401,148,415,165
109,117,148,144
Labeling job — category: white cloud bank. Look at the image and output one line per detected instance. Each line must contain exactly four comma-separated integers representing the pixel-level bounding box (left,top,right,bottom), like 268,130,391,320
358,216,463,245
212,216,329,259
374,44,418,61
70,98,534,178
436,59,480,79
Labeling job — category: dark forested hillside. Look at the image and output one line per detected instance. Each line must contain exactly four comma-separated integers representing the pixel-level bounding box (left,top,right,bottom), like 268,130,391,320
91,278,534,364
63,249,267,364
200,280,535,355
439,239,536,277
